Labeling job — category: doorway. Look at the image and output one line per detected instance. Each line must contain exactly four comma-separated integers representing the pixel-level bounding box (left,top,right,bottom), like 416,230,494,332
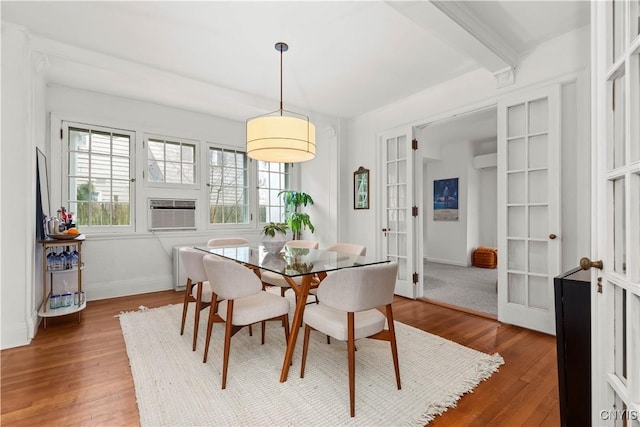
418,108,498,317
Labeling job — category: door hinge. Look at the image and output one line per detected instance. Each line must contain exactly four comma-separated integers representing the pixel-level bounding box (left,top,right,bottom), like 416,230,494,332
412,138,418,150
597,277,603,294
60,128,63,139
412,206,418,216
412,272,419,284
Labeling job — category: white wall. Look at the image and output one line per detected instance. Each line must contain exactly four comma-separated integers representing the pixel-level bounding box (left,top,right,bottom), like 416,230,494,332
478,167,497,248
424,141,474,266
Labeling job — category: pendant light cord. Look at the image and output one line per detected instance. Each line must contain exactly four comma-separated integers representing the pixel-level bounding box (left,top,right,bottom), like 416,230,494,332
279,44,284,115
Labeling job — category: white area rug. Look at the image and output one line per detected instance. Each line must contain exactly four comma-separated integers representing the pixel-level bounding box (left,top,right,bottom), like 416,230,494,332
119,299,503,426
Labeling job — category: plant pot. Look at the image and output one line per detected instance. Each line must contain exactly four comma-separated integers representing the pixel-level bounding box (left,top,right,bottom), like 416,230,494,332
262,233,287,254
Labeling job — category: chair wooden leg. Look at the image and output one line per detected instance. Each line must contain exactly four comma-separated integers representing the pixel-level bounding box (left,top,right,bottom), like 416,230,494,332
180,278,192,335
386,304,401,390
249,324,253,336
283,314,290,342
261,321,266,345
327,335,331,345
221,300,234,390
192,281,203,351
300,324,311,378
280,287,286,297
347,312,356,417
203,295,219,363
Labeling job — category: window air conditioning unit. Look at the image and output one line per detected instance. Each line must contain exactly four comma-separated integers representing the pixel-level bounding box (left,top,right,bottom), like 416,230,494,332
148,198,197,231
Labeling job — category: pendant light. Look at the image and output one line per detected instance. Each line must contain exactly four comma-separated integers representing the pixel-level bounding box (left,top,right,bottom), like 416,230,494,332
246,42,316,163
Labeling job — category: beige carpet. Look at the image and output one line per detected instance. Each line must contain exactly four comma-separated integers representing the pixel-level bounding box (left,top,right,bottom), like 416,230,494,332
119,297,503,426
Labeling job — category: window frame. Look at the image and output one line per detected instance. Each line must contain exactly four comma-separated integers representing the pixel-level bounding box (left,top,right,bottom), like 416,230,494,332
144,134,199,191
206,144,251,228
61,121,136,234
257,160,291,225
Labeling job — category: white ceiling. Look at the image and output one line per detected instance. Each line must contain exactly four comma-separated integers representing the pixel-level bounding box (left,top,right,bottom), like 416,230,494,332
1,1,589,120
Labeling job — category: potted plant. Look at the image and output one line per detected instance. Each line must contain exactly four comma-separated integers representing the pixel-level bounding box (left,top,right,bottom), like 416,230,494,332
278,190,315,240
261,222,288,253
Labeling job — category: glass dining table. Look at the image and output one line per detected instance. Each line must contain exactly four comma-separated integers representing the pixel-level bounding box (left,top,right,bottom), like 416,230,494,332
194,244,390,382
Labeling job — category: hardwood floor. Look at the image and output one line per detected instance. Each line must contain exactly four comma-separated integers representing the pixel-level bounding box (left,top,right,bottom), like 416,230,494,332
1,291,559,426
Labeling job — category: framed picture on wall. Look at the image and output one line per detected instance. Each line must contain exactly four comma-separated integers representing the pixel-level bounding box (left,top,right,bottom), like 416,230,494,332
354,166,369,209
433,177,459,221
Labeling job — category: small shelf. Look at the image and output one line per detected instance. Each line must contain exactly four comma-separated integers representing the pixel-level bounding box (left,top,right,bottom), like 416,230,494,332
38,299,87,318
46,264,86,274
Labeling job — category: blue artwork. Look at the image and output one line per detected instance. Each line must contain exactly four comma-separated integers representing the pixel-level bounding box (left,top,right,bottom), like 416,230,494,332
433,178,459,221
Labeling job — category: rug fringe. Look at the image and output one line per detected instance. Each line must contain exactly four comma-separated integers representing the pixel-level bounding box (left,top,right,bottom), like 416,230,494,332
410,353,505,426
114,305,154,317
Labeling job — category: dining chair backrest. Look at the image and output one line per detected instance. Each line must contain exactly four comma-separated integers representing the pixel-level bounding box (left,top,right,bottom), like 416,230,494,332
203,254,261,300
207,237,249,247
285,240,319,249
179,247,208,283
317,262,398,313
325,243,366,256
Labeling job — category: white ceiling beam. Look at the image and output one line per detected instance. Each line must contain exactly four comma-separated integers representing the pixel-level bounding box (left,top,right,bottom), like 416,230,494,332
386,1,518,85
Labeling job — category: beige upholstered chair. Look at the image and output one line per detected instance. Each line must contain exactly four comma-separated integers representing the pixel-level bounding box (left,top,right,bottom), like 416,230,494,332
300,262,400,417
202,255,291,389
179,247,212,351
309,243,367,304
179,238,250,351
260,240,319,297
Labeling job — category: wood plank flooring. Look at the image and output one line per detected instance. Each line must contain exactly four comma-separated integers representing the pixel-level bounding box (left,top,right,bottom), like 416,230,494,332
1,291,559,426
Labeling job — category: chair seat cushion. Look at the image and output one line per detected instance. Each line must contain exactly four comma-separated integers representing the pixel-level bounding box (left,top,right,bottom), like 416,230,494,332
261,270,303,288
304,305,385,341
217,291,290,326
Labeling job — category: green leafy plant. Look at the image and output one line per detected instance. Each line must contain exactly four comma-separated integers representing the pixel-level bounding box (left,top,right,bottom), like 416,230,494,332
262,222,288,237
278,190,315,240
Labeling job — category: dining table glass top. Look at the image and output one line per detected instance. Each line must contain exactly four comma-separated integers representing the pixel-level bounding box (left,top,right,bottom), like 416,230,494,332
194,245,389,277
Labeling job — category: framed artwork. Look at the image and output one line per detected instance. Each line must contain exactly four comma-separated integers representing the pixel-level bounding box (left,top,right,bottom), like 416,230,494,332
354,166,369,209
433,177,459,221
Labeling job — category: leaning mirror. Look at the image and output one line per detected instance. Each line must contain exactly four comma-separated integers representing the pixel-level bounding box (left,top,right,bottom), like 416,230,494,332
354,166,369,209
36,147,51,239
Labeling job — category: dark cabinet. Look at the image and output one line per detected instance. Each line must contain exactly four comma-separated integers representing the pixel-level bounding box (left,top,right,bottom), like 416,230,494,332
554,267,591,427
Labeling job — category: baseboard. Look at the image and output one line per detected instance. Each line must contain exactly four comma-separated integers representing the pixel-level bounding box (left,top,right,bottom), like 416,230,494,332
425,257,469,267
85,275,173,301
1,320,32,349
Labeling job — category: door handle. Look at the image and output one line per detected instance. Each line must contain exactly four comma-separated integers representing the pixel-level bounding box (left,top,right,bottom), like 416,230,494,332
549,233,557,240
579,257,603,270
382,228,389,237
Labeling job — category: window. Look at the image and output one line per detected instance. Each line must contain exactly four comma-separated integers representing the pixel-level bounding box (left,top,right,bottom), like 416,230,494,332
67,124,133,230
258,161,290,223
208,147,248,224
146,136,196,185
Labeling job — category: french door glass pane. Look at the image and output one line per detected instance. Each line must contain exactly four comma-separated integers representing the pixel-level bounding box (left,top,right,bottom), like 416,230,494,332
631,0,640,41
508,104,525,137
528,134,548,169
398,209,407,232
387,138,397,161
387,162,397,184
613,178,627,274
508,273,526,305
508,173,525,203
508,206,525,237
388,209,398,233
528,98,548,133
508,138,526,170
528,241,547,274
529,206,548,239
529,170,548,203
529,276,548,310
613,284,627,383
508,240,525,271
613,0,626,63
611,72,626,169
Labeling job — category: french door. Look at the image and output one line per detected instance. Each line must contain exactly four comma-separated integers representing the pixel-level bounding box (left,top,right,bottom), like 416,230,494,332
379,126,421,298
592,1,640,424
497,85,561,335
